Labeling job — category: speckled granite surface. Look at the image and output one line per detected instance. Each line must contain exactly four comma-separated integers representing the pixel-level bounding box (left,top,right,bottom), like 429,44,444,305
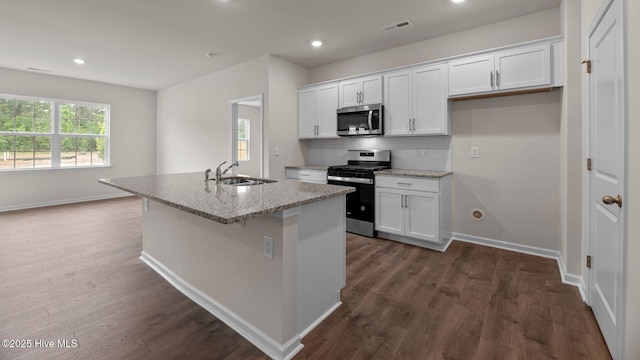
99,173,354,224
285,165,329,171
374,169,453,178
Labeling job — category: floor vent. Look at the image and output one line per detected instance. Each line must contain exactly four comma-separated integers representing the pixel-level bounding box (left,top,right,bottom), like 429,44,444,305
382,20,412,32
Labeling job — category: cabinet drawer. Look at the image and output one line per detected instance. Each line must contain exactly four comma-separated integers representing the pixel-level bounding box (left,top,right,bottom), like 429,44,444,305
376,176,439,192
286,169,327,183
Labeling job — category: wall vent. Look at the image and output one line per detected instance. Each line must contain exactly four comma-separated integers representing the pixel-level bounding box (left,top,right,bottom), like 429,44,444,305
382,20,413,32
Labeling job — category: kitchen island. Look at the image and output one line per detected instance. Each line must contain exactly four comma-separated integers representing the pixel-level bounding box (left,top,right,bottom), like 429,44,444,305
99,173,354,360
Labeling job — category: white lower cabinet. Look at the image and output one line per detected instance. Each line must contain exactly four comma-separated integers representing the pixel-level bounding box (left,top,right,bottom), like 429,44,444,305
375,175,452,251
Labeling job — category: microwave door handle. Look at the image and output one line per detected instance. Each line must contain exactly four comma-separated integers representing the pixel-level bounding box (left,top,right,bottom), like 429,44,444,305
368,110,373,129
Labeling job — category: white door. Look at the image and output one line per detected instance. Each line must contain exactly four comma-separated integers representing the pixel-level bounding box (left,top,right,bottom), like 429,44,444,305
413,64,449,135
405,191,439,243
587,0,625,358
448,54,494,96
338,79,361,108
494,44,551,91
316,84,338,138
298,88,318,138
383,70,412,136
360,75,382,105
375,188,404,235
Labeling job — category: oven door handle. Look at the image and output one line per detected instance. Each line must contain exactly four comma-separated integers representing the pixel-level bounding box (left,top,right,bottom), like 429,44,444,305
368,110,373,129
327,176,373,185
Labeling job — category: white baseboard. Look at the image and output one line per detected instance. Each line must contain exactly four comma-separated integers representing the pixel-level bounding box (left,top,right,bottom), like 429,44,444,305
0,193,133,212
299,301,342,339
452,232,586,301
377,231,454,252
140,251,303,360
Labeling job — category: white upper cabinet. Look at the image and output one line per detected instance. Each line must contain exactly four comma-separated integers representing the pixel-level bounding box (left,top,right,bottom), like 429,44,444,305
298,83,339,139
384,63,450,136
338,75,382,108
448,44,552,97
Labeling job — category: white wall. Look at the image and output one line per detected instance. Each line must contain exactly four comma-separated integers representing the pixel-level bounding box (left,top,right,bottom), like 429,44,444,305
560,0,585,278
0,68,156,210
266,56,309,179
156,55,308,179
156,56,269,175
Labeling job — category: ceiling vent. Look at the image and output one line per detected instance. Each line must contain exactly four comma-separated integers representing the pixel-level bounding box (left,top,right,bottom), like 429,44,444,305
382,20,413,32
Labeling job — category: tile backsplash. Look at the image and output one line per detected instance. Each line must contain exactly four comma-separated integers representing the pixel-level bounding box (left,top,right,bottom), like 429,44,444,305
305,136,451,171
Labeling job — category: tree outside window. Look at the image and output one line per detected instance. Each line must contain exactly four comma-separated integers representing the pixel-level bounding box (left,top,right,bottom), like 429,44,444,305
237,118,250,161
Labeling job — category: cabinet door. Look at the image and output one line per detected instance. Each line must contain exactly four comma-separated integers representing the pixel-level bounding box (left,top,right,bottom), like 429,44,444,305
413,64,449,135
383,70,412,136
298,88,318,138
405,191,439,243
338,79,361,108
448,54,495,96
495,44,551,91
360,75,383,105
375,188,404,235
316,84,339,138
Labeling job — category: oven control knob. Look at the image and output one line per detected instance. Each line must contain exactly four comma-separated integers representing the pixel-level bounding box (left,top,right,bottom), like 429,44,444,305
361,206,366,211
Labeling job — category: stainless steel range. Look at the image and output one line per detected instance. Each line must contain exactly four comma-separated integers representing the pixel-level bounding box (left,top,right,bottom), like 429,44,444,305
327,150,391,237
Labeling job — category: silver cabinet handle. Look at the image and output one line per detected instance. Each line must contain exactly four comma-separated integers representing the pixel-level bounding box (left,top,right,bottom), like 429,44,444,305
496,70,500,87
412,118,416,131
400,194,405,208
490,71,494,87
397,182,412,186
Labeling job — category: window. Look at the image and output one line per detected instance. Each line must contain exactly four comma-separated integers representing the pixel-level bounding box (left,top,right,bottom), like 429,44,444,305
0,94,109,171
237,118,250,161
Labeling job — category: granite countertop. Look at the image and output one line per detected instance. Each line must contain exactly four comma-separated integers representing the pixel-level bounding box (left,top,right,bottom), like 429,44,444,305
374,169,453,178
99,173,354,224
285,165,329,171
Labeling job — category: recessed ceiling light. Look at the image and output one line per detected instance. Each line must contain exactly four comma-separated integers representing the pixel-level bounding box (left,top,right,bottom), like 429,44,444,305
311,40,323,48
205,52,218,59
73,58,86,65
451,0,465,3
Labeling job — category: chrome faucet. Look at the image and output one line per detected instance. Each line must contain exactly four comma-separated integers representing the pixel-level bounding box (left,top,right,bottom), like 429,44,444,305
205,168,212,183
214,161,239,184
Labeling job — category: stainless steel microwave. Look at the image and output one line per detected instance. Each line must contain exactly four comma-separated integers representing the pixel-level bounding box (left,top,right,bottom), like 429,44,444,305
337,104,383,136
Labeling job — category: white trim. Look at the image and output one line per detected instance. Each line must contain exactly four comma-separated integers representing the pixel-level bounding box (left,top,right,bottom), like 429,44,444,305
140,251,303,360
0,192,132,212
377,231,454,253
452,232,586,301
270,206,302,219
299,301,342,339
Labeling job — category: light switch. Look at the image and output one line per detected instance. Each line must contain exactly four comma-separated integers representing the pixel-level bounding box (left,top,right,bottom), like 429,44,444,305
470,147,479,158
274,147,280,157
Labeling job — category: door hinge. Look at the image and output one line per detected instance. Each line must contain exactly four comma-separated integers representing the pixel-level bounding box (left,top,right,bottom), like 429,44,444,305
587,255,592,269
587,158,592,171
581,60,592,74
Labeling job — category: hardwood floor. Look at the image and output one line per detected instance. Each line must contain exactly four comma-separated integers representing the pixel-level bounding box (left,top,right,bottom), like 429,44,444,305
1,197,611,359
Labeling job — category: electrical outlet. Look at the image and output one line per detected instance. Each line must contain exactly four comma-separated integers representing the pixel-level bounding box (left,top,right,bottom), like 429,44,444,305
420,149,428,157
470,147,480,158
263,236,274,260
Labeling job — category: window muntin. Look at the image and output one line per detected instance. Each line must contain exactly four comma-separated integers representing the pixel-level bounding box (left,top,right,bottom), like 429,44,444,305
237,118,250,161
0,94,109,171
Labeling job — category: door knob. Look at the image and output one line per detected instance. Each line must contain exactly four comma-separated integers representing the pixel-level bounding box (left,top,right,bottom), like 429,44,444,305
602,195,622,208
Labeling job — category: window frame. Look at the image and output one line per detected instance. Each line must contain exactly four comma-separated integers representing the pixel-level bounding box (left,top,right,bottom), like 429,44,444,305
0,93,110,172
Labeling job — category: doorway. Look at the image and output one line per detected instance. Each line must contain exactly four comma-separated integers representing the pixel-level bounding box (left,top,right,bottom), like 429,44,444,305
230,95,263,178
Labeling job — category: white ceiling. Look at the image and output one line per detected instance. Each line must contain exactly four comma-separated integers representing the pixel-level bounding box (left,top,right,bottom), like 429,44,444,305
1,0,560,91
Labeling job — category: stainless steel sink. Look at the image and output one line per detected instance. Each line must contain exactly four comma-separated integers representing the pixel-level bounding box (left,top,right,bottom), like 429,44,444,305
220,177,276,186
